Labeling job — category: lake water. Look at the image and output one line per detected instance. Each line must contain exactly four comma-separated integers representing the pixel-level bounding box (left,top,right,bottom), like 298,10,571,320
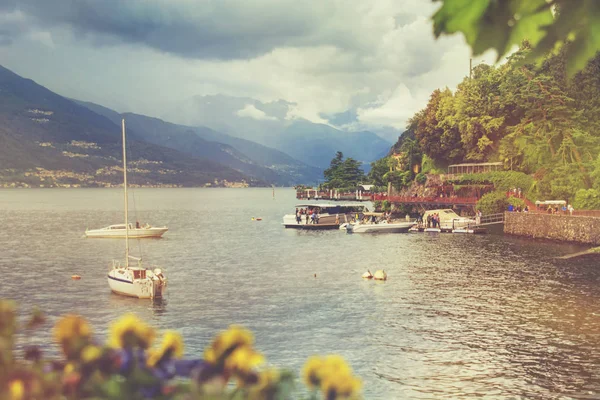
1,188,600,399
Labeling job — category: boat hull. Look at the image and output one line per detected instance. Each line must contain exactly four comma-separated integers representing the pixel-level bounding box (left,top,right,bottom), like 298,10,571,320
107,271,166,299
346,222,414,233
283,223,340,230
86,227,168,238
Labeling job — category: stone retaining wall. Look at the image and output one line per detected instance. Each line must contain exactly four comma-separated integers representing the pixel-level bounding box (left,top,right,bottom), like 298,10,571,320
504,212,600,245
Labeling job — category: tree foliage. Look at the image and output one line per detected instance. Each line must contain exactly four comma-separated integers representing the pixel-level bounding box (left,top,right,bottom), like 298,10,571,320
476,191,509,214
449,171,534,198
405,45,600,206
433,0,600,77
323,151,365,190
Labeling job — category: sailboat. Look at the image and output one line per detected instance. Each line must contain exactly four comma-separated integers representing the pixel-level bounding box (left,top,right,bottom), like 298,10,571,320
107,119,167,299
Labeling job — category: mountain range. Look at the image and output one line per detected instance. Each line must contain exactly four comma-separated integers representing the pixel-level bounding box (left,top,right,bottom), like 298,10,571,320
167,94,392,169
0,64,392,188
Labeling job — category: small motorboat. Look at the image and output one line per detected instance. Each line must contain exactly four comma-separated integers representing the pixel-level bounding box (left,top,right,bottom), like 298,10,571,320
346,220,414,234
362,270,373,279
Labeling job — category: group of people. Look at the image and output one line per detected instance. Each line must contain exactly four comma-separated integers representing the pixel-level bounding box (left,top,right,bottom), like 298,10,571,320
507,204,529,213
426,213,441,228
295,208,320,224
546,204,574,215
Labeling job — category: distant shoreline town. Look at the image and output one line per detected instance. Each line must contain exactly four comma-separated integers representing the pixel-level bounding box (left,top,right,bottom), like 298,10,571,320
0,167,250,189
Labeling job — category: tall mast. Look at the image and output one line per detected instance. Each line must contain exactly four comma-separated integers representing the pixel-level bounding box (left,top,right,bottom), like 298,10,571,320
122,118,129,267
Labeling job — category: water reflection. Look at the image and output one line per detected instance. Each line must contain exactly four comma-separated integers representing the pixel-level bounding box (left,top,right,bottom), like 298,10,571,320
1,188,600,399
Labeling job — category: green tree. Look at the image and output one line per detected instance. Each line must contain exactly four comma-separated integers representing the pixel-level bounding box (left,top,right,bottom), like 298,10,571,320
324,151,344,182
368,157,390,190
574,189,600,209
476,191,509,214
322,152,364,190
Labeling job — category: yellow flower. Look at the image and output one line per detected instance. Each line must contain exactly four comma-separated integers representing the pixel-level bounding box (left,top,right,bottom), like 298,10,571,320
303,356,324,388
249,368,280,399
147,330,184,367
53,315,92,345
108,313,155,349
53,314,92,358
320,355,352,377
64,362,75,374
9,380,24,400
224,346,264,375
81,345,102,363
161,331,184,358
0,300,17,337
204,325,254,365
321,372,362,399
304,355,361,398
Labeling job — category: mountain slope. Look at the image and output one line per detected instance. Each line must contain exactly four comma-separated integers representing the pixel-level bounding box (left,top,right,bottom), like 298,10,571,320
274,120,391,169
0,65,252,187
76,100,321,185
167,94,392,169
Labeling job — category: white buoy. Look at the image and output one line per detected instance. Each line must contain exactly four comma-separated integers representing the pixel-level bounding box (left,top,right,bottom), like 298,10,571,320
362,270,373,279
373,270,387,281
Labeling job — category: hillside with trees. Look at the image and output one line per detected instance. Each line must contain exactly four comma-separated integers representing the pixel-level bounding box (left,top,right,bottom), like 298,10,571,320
369,45,600,210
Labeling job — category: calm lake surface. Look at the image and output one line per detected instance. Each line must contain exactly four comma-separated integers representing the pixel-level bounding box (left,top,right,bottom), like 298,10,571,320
1,188,600,399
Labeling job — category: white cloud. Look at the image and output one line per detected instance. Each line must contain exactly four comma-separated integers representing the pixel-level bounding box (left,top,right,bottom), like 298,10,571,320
0,0,501,132
27,30,54,48
236,104,277,121
356,84,424,129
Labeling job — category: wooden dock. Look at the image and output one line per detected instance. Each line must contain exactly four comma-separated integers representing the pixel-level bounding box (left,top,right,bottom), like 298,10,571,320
409,226,487,234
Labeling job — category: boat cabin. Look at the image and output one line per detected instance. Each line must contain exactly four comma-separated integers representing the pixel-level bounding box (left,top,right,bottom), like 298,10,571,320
294,203,367,215
106,224,135,230
422,209,474,228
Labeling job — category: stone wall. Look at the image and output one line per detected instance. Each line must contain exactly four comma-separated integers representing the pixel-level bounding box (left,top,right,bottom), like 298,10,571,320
504,212,600,245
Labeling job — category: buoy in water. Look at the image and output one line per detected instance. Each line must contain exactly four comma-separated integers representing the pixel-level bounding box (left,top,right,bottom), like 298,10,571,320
362,270,373,279
71,275,81,280
373,270,387,281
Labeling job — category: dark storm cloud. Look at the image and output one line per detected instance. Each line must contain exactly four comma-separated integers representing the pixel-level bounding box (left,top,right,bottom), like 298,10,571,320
2,0,350,60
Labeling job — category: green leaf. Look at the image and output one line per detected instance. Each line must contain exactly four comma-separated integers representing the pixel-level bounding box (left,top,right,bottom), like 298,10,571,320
433,0,491,44
508,0,554,54
565,3,600,77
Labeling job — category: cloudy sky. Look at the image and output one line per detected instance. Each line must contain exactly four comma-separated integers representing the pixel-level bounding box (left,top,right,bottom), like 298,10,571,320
0,0,495,139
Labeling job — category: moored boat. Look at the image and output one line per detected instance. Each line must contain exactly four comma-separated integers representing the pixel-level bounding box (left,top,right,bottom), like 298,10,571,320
346,220,414,234
106,119,167,299
86,224,168,238
283,202,367,229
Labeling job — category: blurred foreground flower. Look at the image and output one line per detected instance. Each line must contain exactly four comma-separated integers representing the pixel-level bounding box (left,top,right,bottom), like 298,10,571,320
108,313,155,349
0,300,363,400
53,315,92,360
303,355,362,400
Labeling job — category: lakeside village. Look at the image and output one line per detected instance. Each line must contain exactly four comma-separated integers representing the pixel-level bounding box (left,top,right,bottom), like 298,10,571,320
288,144,600,245
295,157,577,220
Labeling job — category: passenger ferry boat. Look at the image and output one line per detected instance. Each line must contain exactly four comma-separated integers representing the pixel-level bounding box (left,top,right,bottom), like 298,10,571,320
283,202,368,229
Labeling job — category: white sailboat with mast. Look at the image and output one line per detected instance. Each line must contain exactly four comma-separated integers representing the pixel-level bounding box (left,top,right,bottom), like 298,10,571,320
107,119,167,299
